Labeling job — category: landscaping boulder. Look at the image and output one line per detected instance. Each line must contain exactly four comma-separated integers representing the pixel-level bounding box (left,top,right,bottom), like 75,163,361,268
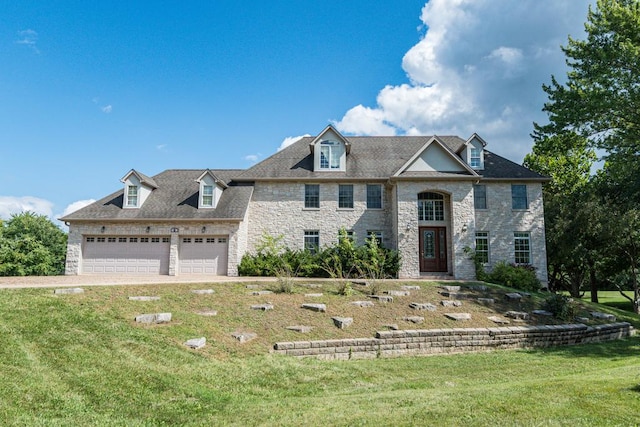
54,288,84,295
128,296,160,301
409,302,437,311
232,332,257,343
302,303,326,312
445,313,471,321
440,300,463,307
369,295,394,303
351,301,374,308
488,316,510,324
332,317,353,329
505,292,523,301
196,310,218,316
505,311,530,320
403,316,425,324
386,290,410,297
135,313,172,324
286,325,313,333
251,303,274,311
590,311,616,321
184,337,206,349
191,289,215,295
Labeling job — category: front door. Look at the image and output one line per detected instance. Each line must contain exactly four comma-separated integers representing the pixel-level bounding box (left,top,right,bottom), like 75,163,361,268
419,227,447,272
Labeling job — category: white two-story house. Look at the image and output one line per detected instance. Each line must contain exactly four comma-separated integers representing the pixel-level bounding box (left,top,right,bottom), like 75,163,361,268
61,125,549,284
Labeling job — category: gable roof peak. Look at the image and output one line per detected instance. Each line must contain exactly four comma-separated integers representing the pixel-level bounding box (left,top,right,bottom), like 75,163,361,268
195,169,228,189
309,124,351,154
120,169,158,189
393,135,479,177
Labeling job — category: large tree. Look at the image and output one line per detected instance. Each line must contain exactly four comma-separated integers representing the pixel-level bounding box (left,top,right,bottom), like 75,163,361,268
0,212,67,276
531,0,640,312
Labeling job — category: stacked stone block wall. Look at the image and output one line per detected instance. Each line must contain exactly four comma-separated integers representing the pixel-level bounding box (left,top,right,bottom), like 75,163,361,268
273,323,633,360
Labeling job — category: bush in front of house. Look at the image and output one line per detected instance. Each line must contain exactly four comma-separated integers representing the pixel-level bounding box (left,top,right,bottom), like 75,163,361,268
485,261,541,292
541,294,580,320
238,230,400,279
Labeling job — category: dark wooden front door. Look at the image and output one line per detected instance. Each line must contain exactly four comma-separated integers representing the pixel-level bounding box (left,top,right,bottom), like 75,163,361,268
419,227,447,272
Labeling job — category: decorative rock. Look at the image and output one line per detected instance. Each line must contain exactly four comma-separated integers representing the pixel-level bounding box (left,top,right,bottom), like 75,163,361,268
386,290,410,296
445,312,471,321
54,288,84,295
232,332,257,343
286,325,313,333
440,286,461,292
246,284,261,289
128,296,160,301
383,324,399,330
251,290,273,296
409,302,437,311
351,280,369,287
591,311,616,321
488,316,510,325
135,313,172,324
304,293,323,297
505,311,530,320
351,300,374,307
332,317,353,329
191,289,214,294
576,317,590,323
441,300,463,307
505,292,523,301
439,291,470,299
532,310,553,316
401,285,421,290
302,303,326,312
468,285,488,291
403,316,424,324
477,298,495,304
184,337,206,349
251,303,274,311
369,295,394,303
196,310,218,316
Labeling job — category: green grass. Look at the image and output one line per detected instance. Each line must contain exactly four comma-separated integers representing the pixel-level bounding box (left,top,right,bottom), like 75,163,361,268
1,282,639,426
581,290,636,312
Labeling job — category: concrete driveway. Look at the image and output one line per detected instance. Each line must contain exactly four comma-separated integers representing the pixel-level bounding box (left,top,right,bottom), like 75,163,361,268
0,274,279,289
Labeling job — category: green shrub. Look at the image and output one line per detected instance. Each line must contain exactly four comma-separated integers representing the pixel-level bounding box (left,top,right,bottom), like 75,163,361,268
542,294,580,320
486,261,541,292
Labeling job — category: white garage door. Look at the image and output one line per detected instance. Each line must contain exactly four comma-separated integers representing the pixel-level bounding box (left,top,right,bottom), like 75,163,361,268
82,236,170,274
179,236,228,275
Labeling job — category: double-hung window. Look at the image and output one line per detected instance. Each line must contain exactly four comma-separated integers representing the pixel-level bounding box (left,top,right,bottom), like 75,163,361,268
366,184,382,209
473,185,487,210
338,184,353,209
127,185,139,207
304,184,320,209
418,192,444,221
511,185,528,210
514,232,531,264
304,230,320,253
475,232,489,264
202,185,214,207
470,147,481,168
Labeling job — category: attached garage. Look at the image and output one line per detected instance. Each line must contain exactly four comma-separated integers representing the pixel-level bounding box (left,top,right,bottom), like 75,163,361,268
179,236,228,275
82,236,170,274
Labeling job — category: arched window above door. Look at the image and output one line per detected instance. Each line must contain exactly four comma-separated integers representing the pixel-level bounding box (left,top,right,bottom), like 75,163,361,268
418,192,444,221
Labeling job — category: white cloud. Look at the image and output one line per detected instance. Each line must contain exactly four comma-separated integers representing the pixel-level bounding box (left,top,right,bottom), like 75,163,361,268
102,105,112,113
61,199,95,217
156,144,168,152
244,154,260,164
16,29,39,54
335,0,593,162
0,196,53,220
278,134,310,151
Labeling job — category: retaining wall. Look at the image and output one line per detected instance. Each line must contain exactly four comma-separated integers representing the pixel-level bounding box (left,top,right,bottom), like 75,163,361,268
273,322,634,360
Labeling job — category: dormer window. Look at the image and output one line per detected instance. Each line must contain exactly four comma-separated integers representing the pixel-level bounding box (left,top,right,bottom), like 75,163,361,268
470,147,481,168
202,185,214,207
320,140,343,170
126,185,139,207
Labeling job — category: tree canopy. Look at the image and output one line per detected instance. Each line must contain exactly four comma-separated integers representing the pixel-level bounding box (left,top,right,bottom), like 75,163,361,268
528,0,640,312
0,212,67,276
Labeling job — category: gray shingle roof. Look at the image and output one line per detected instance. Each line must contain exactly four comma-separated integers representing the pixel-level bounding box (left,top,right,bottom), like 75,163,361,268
235,135,545,181
61,169,252,221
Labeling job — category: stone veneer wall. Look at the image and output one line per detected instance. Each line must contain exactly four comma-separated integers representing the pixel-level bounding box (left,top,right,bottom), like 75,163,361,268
245,181,393,252
395,181,476,279
273,322,633,360
475,182,548,285
65,221,242,276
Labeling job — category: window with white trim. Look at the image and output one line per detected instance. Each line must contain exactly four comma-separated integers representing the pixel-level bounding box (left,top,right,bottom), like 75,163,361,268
474,185,487,210
470,147,481,168
366,230,383,247
201,185,214,207
319,141,343,170
338,184,354,209
512,185,528,210
514,232,531,264
304,230,320,253
126,185,139,207
367,184,382,209
338,229,355,243
475,232,489,264
418,192,444,221
304,184,320,209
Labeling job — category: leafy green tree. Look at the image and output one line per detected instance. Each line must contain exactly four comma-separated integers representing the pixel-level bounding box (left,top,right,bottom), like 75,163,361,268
0,212,67,276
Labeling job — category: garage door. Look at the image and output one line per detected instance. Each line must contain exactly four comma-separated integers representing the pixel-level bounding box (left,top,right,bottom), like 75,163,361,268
82,236,170,274
179,236,228,275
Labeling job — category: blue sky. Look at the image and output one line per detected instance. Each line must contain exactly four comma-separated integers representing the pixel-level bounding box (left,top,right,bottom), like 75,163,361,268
1,0,593,226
